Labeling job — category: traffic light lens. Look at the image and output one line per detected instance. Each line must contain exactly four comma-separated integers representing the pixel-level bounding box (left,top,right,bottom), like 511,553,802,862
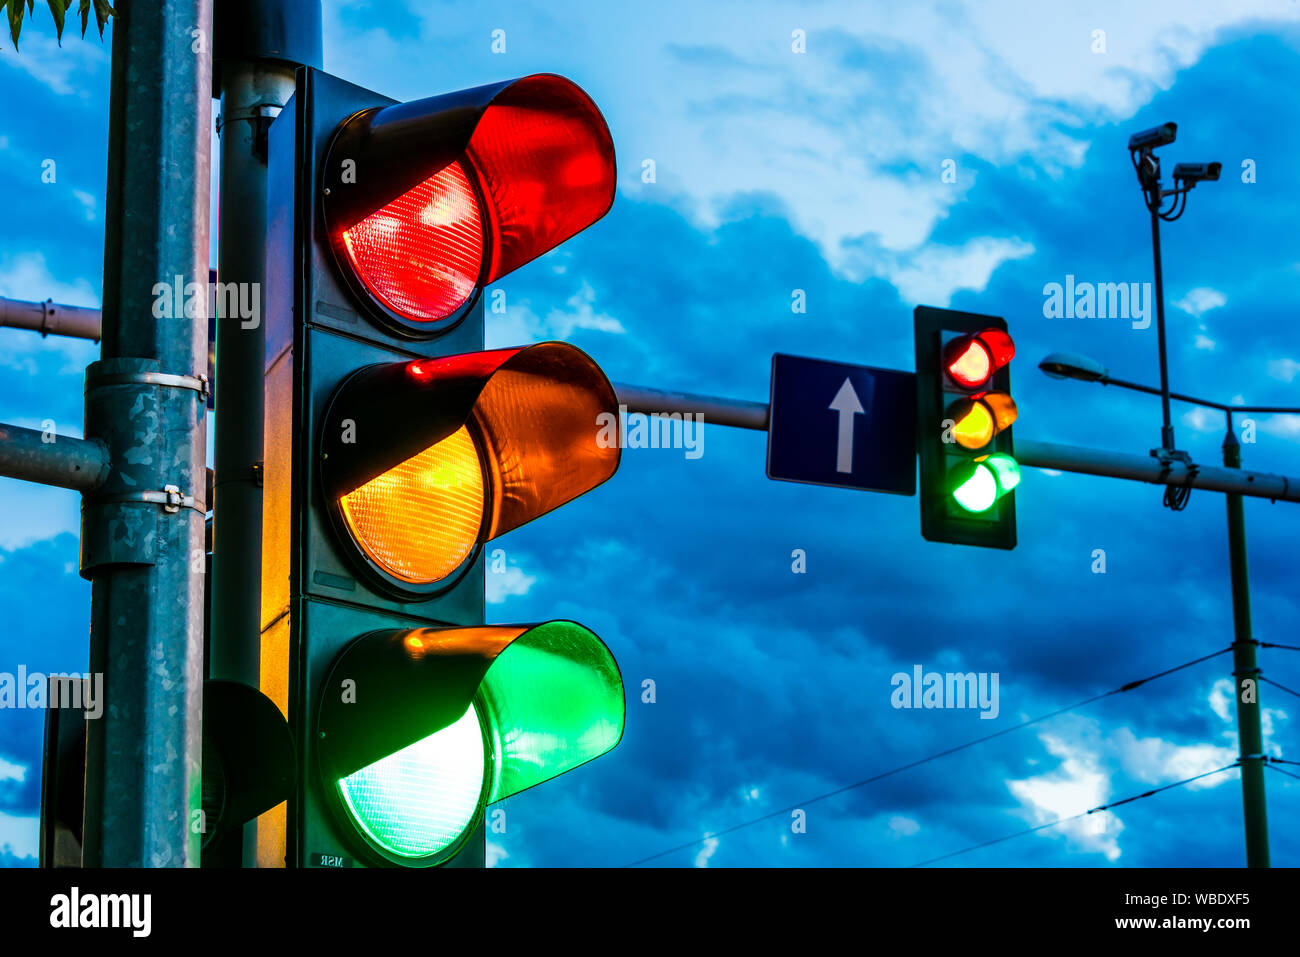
952,463,998,512
985,452,1022,492
339,425,485,584
950,400,995,449
340,160,484,323
337,702,487,860
945,339,992,388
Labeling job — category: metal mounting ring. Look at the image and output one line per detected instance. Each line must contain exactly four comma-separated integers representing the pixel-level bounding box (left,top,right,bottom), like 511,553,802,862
90,370,211,399
94,484,206,515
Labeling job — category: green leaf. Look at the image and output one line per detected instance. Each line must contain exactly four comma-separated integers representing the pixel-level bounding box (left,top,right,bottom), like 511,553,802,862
7,0,25,52
47,0,69,45
77,0,87,36
91,0,109,38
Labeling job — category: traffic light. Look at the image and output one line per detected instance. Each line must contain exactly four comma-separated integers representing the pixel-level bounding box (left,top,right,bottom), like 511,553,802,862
914,306,1019,548
259,67,624,867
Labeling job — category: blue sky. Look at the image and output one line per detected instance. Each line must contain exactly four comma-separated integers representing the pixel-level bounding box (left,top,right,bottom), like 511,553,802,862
2,0,1300,867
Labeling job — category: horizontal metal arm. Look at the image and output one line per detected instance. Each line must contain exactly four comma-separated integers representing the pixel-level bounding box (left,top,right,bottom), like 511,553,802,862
0,295,102,341
613,382,1300,503
0,422,111,491
613,383,769,431
1015,438,1299,503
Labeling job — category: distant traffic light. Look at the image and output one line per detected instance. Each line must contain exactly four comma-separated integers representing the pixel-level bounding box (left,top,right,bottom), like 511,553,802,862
260,67,624,867
914,307,1019,548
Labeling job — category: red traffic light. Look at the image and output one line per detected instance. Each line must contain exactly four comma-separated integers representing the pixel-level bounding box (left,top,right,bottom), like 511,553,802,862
323,74,616,332
942,328,1014,390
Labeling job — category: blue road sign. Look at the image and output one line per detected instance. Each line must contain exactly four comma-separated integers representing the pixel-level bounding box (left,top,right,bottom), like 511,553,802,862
766,354,916,494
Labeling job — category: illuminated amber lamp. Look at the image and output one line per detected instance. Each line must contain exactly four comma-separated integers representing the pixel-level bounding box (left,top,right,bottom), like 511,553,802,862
320,343,620,596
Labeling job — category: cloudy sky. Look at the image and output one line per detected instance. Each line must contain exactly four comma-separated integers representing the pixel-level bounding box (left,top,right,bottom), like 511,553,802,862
2,0,1300,867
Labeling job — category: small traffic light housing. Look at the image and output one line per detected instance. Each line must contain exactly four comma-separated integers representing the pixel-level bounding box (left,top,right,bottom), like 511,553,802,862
261,67,624,867
914,306,1019,549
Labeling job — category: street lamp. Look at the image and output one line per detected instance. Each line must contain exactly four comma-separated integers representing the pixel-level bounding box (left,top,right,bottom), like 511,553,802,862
1037,353,1108,382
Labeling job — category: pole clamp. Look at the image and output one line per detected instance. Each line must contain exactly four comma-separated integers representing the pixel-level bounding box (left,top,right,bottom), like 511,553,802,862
1240,754,1267,762
1149,446,1195,479
91,370,211,401
95,484,207,515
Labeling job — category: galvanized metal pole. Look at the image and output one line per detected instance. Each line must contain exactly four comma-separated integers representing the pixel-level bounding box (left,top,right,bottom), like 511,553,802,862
80,0,212,867
1223,427,1270,866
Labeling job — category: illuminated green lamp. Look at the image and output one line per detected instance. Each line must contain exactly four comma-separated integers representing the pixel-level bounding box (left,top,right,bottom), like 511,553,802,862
317,621,624,866
951,453,1021,513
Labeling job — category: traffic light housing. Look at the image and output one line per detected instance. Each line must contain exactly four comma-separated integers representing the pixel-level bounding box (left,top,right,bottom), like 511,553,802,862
914,306,1019,549
260,67,624,867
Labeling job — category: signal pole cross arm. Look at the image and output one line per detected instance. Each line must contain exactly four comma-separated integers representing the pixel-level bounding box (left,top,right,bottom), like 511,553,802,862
611,381,1300,504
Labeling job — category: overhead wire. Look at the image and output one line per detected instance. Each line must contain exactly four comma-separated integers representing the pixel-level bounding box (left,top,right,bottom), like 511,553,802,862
622,646,1233,867
908,764,1240,867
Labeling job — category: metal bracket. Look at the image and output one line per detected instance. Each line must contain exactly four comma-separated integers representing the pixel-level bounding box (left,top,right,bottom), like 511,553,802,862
1149,446,1198,486
1149,447,1194,467
219,103,282,162
91,370,211,401
95,484,207,515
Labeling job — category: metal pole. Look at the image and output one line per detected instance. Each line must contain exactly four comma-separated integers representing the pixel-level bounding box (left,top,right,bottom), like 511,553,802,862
80,0,212,867
612,382,1300,503
210,66,295,687
0,295,101,341
0,423,110,491
209,58,296,868
615,383,769,431
1222,427,1270,866
1149,201,1176,451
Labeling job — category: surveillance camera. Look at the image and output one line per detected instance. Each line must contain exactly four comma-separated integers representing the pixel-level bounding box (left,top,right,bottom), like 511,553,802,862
1172,162,1221,183
1127,122,1177,151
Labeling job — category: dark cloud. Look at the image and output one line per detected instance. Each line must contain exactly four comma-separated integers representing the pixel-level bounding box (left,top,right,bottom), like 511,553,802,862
0,19,1296,869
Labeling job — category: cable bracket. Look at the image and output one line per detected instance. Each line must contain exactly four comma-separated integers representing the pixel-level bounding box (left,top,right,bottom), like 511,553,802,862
94,485,206,515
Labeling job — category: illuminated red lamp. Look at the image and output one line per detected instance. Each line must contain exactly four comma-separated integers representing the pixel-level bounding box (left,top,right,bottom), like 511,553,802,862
942,329,1015,389
322,74,617,334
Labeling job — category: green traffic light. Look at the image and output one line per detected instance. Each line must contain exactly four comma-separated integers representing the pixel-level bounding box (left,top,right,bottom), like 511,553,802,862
338,703,488,860
951,453,1021,513
320,620,625,866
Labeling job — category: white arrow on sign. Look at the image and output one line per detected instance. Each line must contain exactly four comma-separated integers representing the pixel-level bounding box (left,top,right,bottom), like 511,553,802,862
828,378,865,474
